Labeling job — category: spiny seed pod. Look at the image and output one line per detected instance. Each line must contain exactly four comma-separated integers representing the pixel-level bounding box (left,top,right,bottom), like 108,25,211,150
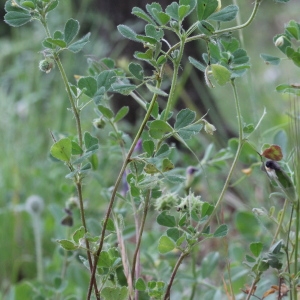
39,57,55,73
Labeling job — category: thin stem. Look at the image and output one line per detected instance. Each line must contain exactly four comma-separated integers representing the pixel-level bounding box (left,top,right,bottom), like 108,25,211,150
164,252,189,300
87,80,162,299
293,202,299,299
163,35,185,122
200,79,244,233
131,189,151,283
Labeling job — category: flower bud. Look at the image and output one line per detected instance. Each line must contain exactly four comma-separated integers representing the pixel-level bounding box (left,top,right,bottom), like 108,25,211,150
274,36,284,47
93,117,106,129
203,120,216,135
39,57,55,73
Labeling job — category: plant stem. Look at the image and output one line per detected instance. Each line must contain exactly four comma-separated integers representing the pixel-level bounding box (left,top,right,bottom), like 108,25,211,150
164,252,189,300
87,79,162,299
131,189,151,283
163,35,185,122
201,79,244,233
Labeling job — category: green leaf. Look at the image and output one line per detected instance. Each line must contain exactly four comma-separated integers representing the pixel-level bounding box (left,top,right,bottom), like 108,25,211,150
146,3,163,23
132,7,156,25
213,224,228,237
68,32,90,53
174,109,196,130
144,163,159,174
158,235,176,254
98,251,112,268
57,239,78,251
97,70,116,91
146,84,168,96
84,132,99,150
260,53,281,65
143,140,155,156
22,1,35,9
45,0,58,13
45,38,67,48
71,141,83,155
167,228,181,242
188,56,206,72
180,0,197,17
197,0,218,20
128,62,144,80
145,24,164,41
250,242,263,257
64,18,79,44
232,48,249,65
4,11,31,27
178,5,190,21
106,218,115,232
243,123,254,134
162,158,174,172
149,120,173,139
101,287,128,300
98,105,114,119
114,106,129,123
285,20,300,40
111,83,136,95
211,64,231,85
276,83,300,96
201,202,214,218
134,49,153,62
177,124,202,140
136,35,157,45
50,138,72,162
166,2,179,21
78,76,97,98
72,226,85,244
208,5,238,22
198,20,215,35
157,211,176,227
152,10,170,25
117,25,139,42
135,278,147,291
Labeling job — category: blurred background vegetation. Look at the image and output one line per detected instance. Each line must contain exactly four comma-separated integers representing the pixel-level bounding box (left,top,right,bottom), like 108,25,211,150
0,0,299,299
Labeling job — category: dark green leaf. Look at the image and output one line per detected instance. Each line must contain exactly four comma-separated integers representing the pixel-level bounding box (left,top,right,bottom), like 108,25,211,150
64,18,79,44
208,5,238,22
4,11,31,27
149,120,173,139
250,242,263,257
197,20,215,35
98,251,112,268
177,124,202,140
45,0,58,13
157,211,176,227
22,1,35,9
97,70,116,91
128,62,144,80
188,56,206,72
143,140,155,156
111,83,136,95
78,76,97,98
84,132,99,150
101,287,128,300
260,53,281,65
146,3,163,23
197,0,218,20
71,141,83,155
232,48,249,65
134,49,154,62
152,10,170,25
145,24,164,40
68,32,90,53
166,2,179,21
213,224,228,237
175,109,196,129
45,38,67,48
132,7,156,25
117,25,139,42
98,104,114,119
135,278,147,291
167,228,181,242
114,106,129,123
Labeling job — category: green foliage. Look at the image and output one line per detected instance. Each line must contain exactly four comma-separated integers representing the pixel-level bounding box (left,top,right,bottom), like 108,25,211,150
3,0,300,299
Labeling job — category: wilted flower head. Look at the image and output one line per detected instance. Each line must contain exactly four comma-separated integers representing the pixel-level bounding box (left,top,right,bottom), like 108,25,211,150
154,193,179,211
25,195,44,215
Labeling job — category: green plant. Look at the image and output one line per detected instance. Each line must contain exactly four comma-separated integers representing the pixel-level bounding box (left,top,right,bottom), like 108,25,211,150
3,0,300,299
